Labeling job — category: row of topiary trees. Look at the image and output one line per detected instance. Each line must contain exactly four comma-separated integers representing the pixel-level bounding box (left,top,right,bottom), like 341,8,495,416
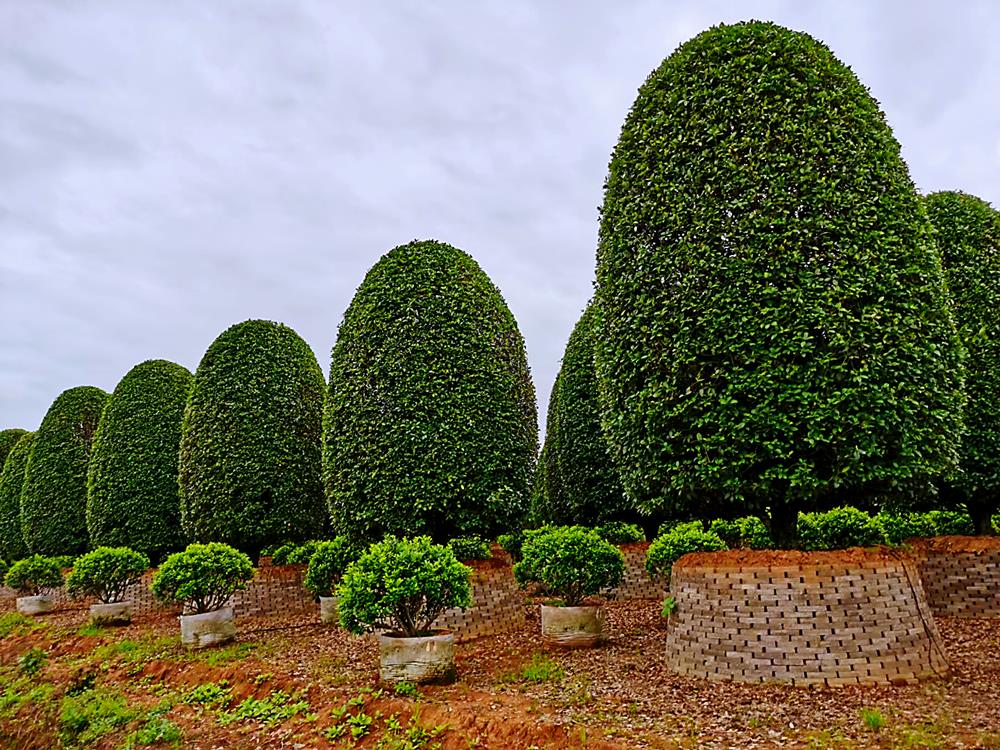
1,240,538,562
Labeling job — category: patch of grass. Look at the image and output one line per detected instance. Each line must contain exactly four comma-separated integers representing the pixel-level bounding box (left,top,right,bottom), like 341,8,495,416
18,646,47,676
58,687,137,748
803,729,856,750
860,707,886,731
77,622,105,637
122,712,183,748
197,641,257,667
90,635,177,667
0,674,56,719
891,721,946,749
217,689,312,727
519,653,564,683
0,611,42,639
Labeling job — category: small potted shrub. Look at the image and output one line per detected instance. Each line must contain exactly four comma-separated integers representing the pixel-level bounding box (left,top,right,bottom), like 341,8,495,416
514,526,625,648
303,537,357,624
66,547,150,625
338,536,472,684
151,542,254,648
4,555,64,615
645,524,727,591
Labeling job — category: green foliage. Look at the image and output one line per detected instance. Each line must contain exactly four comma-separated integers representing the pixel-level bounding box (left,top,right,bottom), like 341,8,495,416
660,596,677,619
926,509,975,536
645,526,726,581
183,680,233,708
337,536,472,637
0,612,41,639
593,521,645,545
497,529,526,562
655,519,703,539
447,536,492,561
151,543,254,614
18,646,46,676
217,690,311,727
271,540,322,566
393,681,419,699
797,507,887,551
518,653,564,683
86,360,192,560
303,537,358,598
874,512,937,545
860,708,886,732
513,526,625,606
0,559,7,582
66,547,150,604
707,517,772,550
0,429,27,468
59,687,136,748
179,320,327,556
21,386,108,556
0,432,34,561
4,555,64,596
325,240,538,544
123,713,183,747
595,21,964,541
926,192,1000,534
534,304,631,527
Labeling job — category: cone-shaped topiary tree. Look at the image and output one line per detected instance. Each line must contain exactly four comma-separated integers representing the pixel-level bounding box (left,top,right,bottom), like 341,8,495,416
179,320,326,556
0,432,34,561
325,239,538,543
595,21,964,546
87,360,194,560
534,304,631,527
926,191,1000,535
21,386,109,555
0,429,28,468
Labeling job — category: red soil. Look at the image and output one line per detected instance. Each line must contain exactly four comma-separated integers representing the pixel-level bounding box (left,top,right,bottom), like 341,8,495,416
676,545,913,569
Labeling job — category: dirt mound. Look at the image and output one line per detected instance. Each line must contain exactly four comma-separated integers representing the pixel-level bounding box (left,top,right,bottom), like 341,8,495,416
907,535,1000,554
676,546,911,569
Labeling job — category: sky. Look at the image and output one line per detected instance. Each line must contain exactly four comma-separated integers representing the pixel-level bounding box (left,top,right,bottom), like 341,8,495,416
2,0,999,431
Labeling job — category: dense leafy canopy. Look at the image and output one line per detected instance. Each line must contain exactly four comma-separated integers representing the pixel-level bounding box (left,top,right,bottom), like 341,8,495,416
87,360,193,559
513,526,625,606
534,305,631,527
0,432,34,561
797,506,886,550
925,191,1000,534
4,554,64,596
21,387,109,556
303,537,359,598
645,524,727,582
179,320,327,556
595,21,964,544
325,240,538,544
0,429,27,468
66,547,150,604
151,542,254,614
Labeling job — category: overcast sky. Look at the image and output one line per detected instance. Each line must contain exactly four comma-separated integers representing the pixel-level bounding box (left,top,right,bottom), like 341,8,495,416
2,1,999,431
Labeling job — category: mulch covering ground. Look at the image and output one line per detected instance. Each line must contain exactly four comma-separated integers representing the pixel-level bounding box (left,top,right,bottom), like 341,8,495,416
1,598,999,749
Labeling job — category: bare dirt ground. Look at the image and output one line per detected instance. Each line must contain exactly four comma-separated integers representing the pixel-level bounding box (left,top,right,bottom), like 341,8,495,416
1,599,998,749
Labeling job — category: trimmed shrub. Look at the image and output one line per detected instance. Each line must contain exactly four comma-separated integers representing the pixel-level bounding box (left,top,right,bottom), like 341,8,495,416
21,386,109,556
0,432,34,561
655,519,703,539
874,512,937,545
4,555,64,596
708,517,773,550
797,507,887,551
271,540,321,566
645,526,727,583
927,509,975,537
926,191,1000,534
325,240,538,544
447,536,492,561
303,538,358,598
86,360,193,560
594,521,645,545
66,547,150,604
151,543,254,614
595,21,964,546
337,536,472,637
179,320,327,556
0,429,27,467
497,529,527,563
513,526,625,606
535,305,631,527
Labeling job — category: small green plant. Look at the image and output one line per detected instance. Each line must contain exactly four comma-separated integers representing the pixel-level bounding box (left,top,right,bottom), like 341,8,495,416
393,681,420,699
3,554,64,596
59,687,136,747
798,507,887,551
151,543,254,614
346,710,374,739
303,537,357,598
337,536,472,637
66,546,150,604
593,521,645,545
860,707,886,731
708,517,772,549
217,690,311,727
18,646,47,676
123,713,183,747
183,680,233,709
661,596,677,619
645,525,726,583
447,536,492,561
519,653,564,683
513,526,624,606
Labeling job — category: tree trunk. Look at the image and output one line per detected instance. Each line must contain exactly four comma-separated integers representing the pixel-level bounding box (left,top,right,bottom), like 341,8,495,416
968,502,996,536
769,503,799,549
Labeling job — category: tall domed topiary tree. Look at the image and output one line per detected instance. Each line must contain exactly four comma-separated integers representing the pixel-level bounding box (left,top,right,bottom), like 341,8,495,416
926,191,1000,535
595,21,964,546
21,386,109,555
0,429,28,467
179,320,327,556
0,432,34,561
87,360,194,559
325,239,538,544
534,304,631,527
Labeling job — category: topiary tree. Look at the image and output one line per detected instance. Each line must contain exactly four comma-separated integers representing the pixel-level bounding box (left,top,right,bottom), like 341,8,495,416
86,360,193,560
179,320,327,557
0,429,27,468
0,432,35,561
925,191,1000,535
325,239,538,544
535,304,632,527
595,21,964,547
21,386,109,556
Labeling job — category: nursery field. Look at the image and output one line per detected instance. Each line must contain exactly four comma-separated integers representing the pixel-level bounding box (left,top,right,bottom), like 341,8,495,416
2,599,999,750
